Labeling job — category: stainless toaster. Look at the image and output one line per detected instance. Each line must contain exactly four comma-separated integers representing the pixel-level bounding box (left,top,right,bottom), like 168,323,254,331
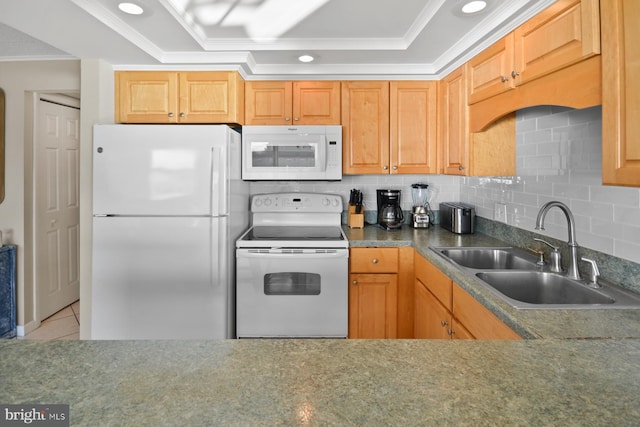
439,202,476,234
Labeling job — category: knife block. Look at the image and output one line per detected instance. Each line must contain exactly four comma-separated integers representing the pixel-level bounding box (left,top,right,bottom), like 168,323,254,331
347,205,364,228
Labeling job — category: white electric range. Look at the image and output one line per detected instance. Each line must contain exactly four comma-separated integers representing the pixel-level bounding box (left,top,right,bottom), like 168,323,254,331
235,193,349,338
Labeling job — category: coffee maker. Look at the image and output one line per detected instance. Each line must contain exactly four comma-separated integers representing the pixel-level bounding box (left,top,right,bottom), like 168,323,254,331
377,189,404,230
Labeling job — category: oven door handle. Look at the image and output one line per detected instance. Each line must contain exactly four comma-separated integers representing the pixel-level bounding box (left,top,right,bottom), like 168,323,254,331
237,249,348,259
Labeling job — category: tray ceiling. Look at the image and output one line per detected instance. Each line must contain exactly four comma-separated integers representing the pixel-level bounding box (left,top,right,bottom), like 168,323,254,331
0,0,556,78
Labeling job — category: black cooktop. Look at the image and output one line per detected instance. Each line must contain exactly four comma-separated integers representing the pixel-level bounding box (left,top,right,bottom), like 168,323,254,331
243,226,345,241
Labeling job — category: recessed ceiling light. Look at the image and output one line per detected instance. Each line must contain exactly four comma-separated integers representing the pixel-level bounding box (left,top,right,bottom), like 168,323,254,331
298,54,315,63
118,2,144,15
461,1,487,14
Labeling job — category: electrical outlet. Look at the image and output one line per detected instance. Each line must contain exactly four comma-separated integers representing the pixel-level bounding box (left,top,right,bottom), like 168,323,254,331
494,203,507,223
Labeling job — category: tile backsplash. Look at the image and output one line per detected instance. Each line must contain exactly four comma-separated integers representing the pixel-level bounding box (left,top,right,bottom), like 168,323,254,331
461,105,640,265
250,174,461,214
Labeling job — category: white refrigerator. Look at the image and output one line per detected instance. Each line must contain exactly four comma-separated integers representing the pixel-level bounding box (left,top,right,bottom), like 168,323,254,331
91,124,248,339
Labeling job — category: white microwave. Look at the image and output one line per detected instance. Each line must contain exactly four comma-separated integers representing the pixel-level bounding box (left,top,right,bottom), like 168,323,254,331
241,125,342,181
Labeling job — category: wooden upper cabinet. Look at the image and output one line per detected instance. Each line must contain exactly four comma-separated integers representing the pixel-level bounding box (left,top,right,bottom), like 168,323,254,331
293,81,341,125
467,0,600,106
513,0,600,85
341,81,390,174
245,81,340,125
601,0,640,187
438,66,469,176
178,72,244,123
115,71,244,124
116,71,178,123
467,35,515,105
390,82,438,174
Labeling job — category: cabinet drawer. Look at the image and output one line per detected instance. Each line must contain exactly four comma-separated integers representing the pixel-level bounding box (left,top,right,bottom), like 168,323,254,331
350,247,398,273
415,253,452,309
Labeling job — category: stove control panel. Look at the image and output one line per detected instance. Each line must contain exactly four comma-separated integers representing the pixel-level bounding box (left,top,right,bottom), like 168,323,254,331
251,193,343,213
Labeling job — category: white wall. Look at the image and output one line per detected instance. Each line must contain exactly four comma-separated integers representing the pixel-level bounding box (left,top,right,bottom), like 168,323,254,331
78,59,114,339
0,60,80,330
461,105,640,264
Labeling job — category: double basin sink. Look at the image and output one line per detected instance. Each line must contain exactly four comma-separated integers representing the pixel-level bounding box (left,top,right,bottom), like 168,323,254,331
431,247,640,309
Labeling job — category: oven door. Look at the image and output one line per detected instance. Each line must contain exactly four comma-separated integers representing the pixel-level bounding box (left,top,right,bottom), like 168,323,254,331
236,248,348,338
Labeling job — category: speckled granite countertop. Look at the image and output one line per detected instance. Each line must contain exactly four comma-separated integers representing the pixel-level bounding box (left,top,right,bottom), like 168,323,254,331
344,225,640,339
2,339,640,426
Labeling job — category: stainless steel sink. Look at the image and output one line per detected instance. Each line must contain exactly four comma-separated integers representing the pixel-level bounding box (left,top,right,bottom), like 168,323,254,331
430,246,640,309
476,271,615,306
436,247,537,270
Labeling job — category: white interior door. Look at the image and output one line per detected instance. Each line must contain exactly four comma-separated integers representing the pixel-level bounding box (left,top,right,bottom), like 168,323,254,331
36,98,80,320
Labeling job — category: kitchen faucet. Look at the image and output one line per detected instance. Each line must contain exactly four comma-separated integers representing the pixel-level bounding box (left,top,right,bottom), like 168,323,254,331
535,201,581,281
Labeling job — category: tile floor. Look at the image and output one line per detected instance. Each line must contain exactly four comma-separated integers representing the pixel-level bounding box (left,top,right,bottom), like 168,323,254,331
21,300,80,340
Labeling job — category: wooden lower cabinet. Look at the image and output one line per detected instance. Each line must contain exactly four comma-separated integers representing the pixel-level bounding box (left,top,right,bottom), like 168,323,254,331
349,273,398,339
348,247,413,339
452,283,521,340
414,252,521,340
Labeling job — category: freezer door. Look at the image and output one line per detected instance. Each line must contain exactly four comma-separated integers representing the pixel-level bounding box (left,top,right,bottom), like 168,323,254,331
93,125,229,216
91,216,230,339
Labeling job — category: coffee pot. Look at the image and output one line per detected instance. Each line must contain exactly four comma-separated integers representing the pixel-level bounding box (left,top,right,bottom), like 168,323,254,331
377,189,404,230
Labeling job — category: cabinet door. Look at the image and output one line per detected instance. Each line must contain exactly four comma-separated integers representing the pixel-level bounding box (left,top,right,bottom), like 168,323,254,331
602,0,640,187
438,66,469,175
245,81,292,125
178,72,243,124
451,318,474,339
390,82,438,174
293,81,341,125
514,0,600,85
467,34,515,104
341,81,390,174
116,71,178,123
452,283,521,340
349,273,397,339
414,279,451,339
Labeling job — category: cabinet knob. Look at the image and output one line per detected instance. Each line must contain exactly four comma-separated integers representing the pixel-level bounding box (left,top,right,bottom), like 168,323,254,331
448,329,454,336
440,320,448,327
392,165,398,170
168,112,174,118
372,258,379,264
285,116,290,121
511,70,520,79
458,165,465,171
294,117,299,121
179,112,185,118
352,280,358,285
501,76,509,83
383,166,389,170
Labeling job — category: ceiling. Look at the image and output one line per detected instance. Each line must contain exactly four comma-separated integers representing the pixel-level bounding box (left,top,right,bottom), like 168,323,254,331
0,0,556,79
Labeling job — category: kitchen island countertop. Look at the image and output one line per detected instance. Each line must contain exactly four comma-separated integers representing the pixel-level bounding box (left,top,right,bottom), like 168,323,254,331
343,225,640,339
2,339,640,426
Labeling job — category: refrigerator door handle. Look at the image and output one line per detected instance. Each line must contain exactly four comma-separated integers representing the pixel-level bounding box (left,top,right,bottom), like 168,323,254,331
211,146,228,216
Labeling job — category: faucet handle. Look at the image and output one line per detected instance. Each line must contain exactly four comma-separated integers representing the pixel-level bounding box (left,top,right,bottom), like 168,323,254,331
581,257,602,288
527,247,546,266
534,238,559,251
534,238,563,273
